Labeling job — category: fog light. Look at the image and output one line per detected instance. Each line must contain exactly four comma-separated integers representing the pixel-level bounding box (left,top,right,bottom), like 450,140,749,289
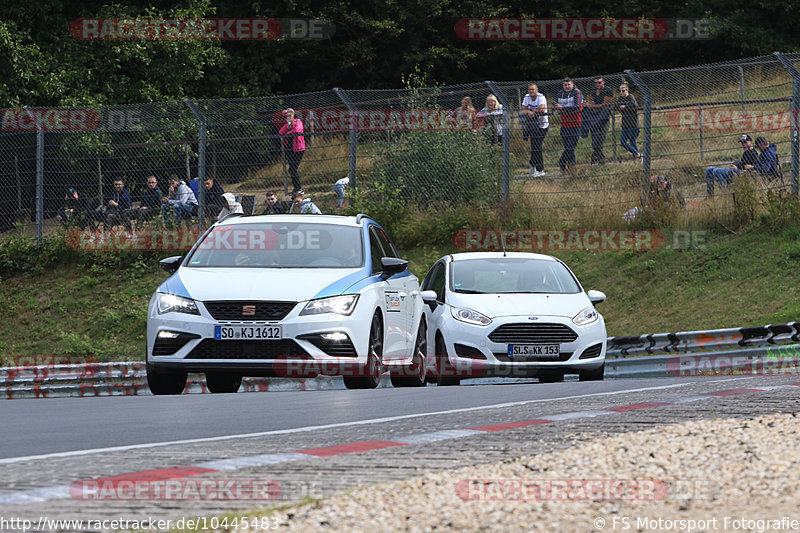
321,332,348,342
157,331,181,339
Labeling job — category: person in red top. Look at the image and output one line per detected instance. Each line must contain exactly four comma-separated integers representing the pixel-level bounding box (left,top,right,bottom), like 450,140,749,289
278,108,306,193
553,78,583,172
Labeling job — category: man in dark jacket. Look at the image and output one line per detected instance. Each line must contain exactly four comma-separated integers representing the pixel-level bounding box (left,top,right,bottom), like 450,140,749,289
125,175,164,226
57,187,93,229
553,78,583,172
102,178,132,229
262,191,289,214
748,136,779,178
704,134,761,195
203,178,226,218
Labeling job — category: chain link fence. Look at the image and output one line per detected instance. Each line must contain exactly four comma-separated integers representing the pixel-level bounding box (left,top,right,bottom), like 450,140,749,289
2,52,800,238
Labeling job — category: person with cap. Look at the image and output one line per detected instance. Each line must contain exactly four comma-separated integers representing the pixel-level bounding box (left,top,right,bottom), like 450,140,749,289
57,187,94,229
278,108,306,193
704,134,760,196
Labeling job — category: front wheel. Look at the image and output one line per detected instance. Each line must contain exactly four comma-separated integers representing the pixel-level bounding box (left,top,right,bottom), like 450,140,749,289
391,321,427,388
205,372,243,393
146,363,187,395
579,362,605,381
436,336,460,387
344,312,383,389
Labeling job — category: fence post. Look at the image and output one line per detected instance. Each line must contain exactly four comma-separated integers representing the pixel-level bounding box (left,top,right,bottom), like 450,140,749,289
774,52,800,195
486,81,510,206
625,70,652,204
334,88,357,190
36,129,43,240
184,99,207,227
698,104,705,161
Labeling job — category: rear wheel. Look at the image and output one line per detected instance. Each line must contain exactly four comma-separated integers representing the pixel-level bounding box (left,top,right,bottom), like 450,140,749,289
436,336,460,387
579,362,605,381
146,363,187,395
391,321,427,388
205,372,243,393
344,312,383,389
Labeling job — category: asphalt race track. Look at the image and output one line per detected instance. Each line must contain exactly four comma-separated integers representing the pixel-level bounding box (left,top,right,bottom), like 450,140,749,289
2,375,799,530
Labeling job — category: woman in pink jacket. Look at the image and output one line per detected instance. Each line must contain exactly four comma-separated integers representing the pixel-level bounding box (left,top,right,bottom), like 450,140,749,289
279,108,306,193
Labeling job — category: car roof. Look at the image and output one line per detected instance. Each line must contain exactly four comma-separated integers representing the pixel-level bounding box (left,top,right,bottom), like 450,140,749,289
215,214,369,227
449,251,560,262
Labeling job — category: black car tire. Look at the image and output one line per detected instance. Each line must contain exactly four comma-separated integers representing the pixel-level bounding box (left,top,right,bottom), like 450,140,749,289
436,336,460,387
391,320,427,388
205,372,243,393
146,363,187,395
344,312,383,389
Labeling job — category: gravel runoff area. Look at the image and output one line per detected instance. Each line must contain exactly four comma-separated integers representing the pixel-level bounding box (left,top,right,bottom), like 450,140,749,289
220,412,800,533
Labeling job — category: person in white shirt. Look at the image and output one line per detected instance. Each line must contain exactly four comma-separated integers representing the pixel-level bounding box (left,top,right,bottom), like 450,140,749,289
520,83,549,177
217,192,244,220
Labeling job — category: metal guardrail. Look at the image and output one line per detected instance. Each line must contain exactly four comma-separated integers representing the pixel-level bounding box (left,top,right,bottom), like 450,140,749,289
2,322,799,398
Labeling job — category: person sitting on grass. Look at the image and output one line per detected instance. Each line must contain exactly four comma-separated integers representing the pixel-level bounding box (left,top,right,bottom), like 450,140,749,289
704,134,759,196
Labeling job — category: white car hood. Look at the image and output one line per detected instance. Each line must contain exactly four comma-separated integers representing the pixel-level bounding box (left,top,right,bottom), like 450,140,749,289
447,292,592,319
174,267,366,302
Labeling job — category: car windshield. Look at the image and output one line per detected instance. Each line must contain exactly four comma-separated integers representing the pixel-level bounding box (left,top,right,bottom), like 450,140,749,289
451,258,581,294
185,222,363,268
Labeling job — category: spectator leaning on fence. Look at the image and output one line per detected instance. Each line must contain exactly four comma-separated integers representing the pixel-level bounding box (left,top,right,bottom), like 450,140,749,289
582,76,614,164
704,134,760,196
161,174,198,227
616,83,640,160
553,78,583,172
476,94,503,146
279,108,306,194
520,83,549,177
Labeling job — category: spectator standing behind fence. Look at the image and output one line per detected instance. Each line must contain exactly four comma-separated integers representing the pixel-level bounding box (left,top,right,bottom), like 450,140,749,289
458,96,478,132
289,190,321,214
476,94,503,146
553,78,583,172
704,134,760,196
616,83,640,161
103,178,132,229
263,191,289,214
333,176,350,212
203,178,226,218
520,83,549,177
582,76,614,164
279,108,306,193
57,187,93,229
125,175,163,226
161,174,198,227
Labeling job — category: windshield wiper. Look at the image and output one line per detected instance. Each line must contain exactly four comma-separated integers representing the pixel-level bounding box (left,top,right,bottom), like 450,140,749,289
454,289,486,294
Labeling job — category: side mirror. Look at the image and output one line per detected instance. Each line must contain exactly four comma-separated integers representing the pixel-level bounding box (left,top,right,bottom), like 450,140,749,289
160,256,183,274
380,257,408,280
420,290,438,303
587,290,606,304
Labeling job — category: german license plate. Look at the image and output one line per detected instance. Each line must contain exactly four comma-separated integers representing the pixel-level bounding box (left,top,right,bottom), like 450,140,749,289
214,325,281,340
508,344,560,358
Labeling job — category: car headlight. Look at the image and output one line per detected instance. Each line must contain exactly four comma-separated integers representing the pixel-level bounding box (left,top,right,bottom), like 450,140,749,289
300,295,359,316
156,293,199,315
573,307,599,326
450,306,492,326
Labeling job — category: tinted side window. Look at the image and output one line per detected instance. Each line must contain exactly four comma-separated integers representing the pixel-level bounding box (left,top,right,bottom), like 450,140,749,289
368,226,386,275
425,262,446,302
374,226,398,258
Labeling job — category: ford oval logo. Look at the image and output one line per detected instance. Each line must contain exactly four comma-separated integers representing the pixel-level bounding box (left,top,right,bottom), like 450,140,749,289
528,316,538,320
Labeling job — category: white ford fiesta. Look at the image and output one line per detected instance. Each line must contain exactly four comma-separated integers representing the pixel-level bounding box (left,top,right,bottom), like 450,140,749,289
146,214,427,394
420,252,607,385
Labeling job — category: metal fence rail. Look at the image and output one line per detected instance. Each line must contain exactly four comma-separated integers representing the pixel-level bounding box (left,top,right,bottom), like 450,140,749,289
3,52,800,237
3,321,798,398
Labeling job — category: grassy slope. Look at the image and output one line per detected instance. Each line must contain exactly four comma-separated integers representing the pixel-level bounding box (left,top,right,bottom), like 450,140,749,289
2,225,799,364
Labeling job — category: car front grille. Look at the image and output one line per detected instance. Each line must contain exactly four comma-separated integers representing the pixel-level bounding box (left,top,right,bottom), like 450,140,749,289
579,343,603,359
187,339,308,359
203,301,297,321
488,323,578,344
494,352,573,362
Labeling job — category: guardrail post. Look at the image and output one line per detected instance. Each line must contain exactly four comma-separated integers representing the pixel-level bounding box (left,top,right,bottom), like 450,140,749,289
486,81,510,206
184,100,207,226
334,88,357,190
36,129,43,241
774,52,800,195
625,70,652,204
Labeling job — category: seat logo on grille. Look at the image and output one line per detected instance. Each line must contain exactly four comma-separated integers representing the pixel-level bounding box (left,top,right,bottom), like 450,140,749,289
242,305,256,316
